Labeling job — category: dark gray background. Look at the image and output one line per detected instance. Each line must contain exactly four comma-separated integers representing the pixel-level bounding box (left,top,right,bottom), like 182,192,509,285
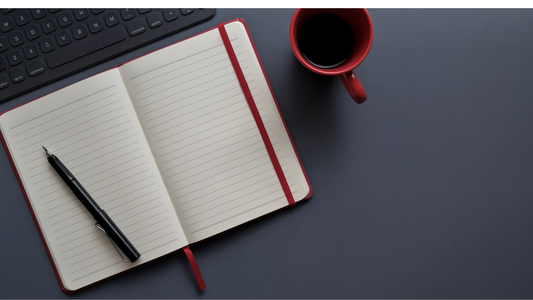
1,8,533,298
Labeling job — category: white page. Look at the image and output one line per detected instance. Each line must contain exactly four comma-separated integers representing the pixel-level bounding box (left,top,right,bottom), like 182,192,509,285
119,21,310,243
0,69,188,291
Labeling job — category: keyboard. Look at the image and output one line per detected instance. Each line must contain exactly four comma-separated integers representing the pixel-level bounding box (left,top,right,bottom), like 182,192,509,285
0,8,216,103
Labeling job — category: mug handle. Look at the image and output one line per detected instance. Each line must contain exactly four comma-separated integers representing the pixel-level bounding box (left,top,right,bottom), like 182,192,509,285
339,71,367,104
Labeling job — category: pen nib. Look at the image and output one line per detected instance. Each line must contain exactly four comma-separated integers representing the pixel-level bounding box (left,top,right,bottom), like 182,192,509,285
41,145,51,158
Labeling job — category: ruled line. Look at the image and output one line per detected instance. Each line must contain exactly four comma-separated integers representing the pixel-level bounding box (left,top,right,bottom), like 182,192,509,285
178,167,274,206
156,113,253,151
73,149,142,177
139,238,180,255
173,157,271,193
17,109,127,151
93,175,153,200
161,126,257,166
70,255,120,281
114,203,164,224
72,260,125,282
189,196,284,235
132,223,173,241
20,118,132,157
181,174,279,213
131,50,227,88
187,189,283,227
128,37,239,81
67,142,140,171
16,95,121,142
145,85,245,123
150,97,246,135
135,231,176,248
47,203,82,220
66,247,116,268
101,182,157,206
141,75,239,111
111,196,161,218
84,162,147,189
164,134,259,173
61,232,106,252
154,106,251,146
184,181,281,219
106,190,159,212
9,85,116,130
127,217,170,236
169,145,266,183
120,210,167,230
135,61,233,98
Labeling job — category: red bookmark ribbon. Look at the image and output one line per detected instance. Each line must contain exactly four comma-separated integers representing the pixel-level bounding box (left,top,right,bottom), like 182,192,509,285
217,23,295,206
183,245,206,291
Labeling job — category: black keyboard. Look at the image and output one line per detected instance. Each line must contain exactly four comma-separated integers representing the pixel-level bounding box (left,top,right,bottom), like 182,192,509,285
0,8,216,103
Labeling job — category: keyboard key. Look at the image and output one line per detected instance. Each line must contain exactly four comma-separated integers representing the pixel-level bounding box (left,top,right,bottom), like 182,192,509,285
9,31,24,47
0,16,14,33
10,67,25,83
146,12,162,28
127,19,147,36
7,50,22,65
2,9,15,14
88,18,104,33
104,11,120,27
0,56,6,71
72,24,88,40
31,9,46,20
55,31,71,46
74,9,90,21
39,37,55,53
47,27,127,69
0,8,217,103
25,24,41,40
57,11,73,27
120,9,136,21
0,73,8,89
26,59,45,77
163,10,179,22
23,44,39,59
15,11,31,26
180,9,195,15
42,18,57,34
0,37,8,53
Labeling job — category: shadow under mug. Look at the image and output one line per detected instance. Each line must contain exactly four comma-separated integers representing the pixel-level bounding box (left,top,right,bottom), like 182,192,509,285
290,8,373,104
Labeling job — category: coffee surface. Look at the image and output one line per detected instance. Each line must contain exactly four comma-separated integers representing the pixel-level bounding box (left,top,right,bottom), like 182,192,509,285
298,12,356,69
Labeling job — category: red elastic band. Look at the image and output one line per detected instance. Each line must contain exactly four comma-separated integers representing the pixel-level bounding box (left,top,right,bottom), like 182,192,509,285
217,23,295,206
183,246,206,291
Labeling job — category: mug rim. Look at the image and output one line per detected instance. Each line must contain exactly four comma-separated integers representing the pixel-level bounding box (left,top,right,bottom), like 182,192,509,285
290,8,374,76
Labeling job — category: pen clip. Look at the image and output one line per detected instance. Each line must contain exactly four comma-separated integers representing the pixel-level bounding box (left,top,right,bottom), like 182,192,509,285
95,223,129,263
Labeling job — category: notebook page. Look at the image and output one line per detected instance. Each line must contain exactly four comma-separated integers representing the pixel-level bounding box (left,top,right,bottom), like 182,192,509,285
119,21,309,244
223,22,310,203
0,69,187,291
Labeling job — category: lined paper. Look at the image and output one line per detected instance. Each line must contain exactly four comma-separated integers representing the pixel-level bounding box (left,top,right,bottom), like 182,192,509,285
0,20,310,291
0,70,187,291
119,22,310,243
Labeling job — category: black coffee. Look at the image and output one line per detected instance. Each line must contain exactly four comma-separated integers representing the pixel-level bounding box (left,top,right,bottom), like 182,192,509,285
298,12,355,69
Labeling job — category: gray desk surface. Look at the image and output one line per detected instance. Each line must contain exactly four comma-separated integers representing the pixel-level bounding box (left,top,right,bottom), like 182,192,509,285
1,8,533,298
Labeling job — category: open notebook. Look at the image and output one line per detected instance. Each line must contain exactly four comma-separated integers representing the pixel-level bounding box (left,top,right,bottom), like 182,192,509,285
0,19,312,293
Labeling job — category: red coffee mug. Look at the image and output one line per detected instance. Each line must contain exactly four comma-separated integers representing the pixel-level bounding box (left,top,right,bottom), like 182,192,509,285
290,9,373,104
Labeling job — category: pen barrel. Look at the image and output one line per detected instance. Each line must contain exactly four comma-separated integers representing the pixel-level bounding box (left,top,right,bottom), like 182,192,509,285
94,210,141,263
46,152,140,263
48,154,75,182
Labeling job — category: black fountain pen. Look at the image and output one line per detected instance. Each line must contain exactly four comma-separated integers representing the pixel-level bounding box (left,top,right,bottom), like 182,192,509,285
42,146,141,263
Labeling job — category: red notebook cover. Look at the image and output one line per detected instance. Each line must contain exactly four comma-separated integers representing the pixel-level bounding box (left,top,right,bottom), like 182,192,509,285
0,18,313,293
